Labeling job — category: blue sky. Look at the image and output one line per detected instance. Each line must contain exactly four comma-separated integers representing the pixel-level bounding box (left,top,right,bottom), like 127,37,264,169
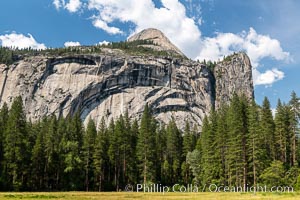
0,0,299,109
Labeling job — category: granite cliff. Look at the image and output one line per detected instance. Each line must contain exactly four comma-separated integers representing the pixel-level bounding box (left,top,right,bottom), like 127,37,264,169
0,28,253,129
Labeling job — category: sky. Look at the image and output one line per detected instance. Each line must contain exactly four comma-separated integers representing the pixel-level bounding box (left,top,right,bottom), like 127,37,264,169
0,0,300,109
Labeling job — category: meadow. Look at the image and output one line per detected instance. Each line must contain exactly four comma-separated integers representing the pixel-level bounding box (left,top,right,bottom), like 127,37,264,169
0,192,299,200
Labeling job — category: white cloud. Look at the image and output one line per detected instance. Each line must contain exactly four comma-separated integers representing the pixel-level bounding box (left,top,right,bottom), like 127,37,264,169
0,32,46,50
196,28,290,67
92,19,123,35
53,0,63,10
253,68,284,86
53,0,81,13
196,32,243,62
64,41,81,47
53,0,66,10
86,0,201,58
196,28,290,86
245,28,290,67
65,0,82,13
98,40,110,46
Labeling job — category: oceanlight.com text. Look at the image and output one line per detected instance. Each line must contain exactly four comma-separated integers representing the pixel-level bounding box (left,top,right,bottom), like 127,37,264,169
124,183,294,194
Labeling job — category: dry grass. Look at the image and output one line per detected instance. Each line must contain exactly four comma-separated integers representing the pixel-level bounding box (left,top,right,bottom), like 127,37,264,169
0,192,299,200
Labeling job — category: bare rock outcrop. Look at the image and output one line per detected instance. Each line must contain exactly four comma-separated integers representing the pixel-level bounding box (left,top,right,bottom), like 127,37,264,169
0,29,254,130
128,28,185,57
214,53,254,109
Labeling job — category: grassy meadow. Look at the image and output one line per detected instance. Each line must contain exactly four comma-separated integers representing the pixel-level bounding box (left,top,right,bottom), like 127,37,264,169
0,192,299,200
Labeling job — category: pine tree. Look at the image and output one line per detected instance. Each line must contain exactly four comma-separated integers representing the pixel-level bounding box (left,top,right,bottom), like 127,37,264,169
274,100,288,163
128,118,138,184
166,118,182,185
31,119,46,190
136,104,157,184
247,101,265,188
0,103,9,189
107,118,116,189
259,160,285,187
93,117,109,191
283,104,293,167
186,149,202,184
182,121,196,184
56,116,67,190
44,115,60,190
215,104,229,185
115,115,130,190
182,121,197,155
260,97,275,162
200,112,217,185
155,125,166,184
120,111,136,189
108,116,123,191
62,113,84,190
288,91,300,166
202,107,223,186
226,94,247,187
240,95,249,187
83,118,97,191
3,96,29,190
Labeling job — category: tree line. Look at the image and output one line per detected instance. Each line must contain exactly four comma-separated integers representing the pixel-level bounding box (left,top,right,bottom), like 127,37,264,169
0,92,300,191
0,39,181,66
0,47,14,65
188,92,300,190
0,97,198,191
0,46,104,62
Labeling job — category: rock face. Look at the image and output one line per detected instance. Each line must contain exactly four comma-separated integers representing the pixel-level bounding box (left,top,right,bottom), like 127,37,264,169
0,29,254,130
214,53,254,109
128,28,185,57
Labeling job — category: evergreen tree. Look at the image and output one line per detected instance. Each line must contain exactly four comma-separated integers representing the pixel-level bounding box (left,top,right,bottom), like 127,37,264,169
128,119,139,184
56,116,67,190
182,121,197,155
260,97,275,162
83,118,97,191
247,101,265,188
108,116,123,191
186,149,202,184
284,166,300,187
226,94,247,187
166,118,182,185
288,91,300,166
93,117,109,191
259,160,286,187
200,109,219,186
240,95,250,187
114,114,132,190
136,104,157,184
155,125,166,184
3,96,29,190
107,118,116,189
44,115,60,190
283,105,293,167
274,100,288,163
31,119,46,190
120,111,137,189
0,103,9,189
62,113,84,190
215,105,229,185
182,121,196,184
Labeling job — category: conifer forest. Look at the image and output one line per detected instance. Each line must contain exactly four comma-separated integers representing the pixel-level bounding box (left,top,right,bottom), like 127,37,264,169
0,92,300,191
